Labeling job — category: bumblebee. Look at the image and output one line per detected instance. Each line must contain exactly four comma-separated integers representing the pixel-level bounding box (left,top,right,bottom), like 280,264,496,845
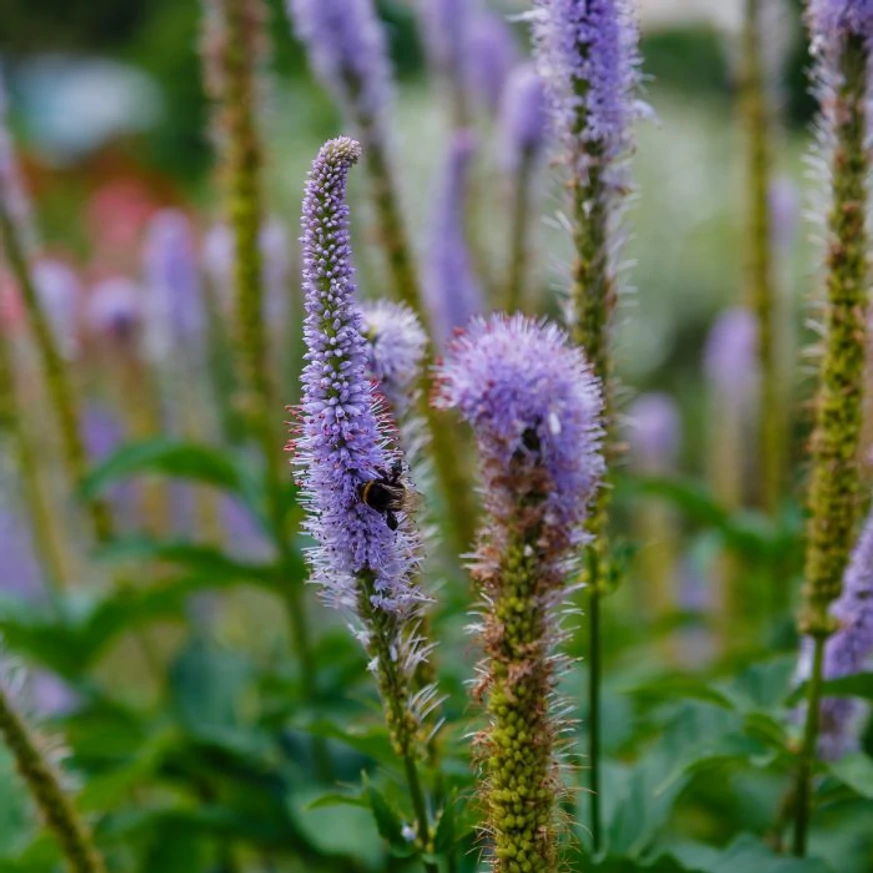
359,460,414,531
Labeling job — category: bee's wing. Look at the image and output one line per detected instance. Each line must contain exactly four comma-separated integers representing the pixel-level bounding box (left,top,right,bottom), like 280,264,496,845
401,485,426,515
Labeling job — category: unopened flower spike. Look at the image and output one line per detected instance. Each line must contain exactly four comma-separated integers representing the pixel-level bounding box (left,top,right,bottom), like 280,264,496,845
293,137,440,867
435,313,604,872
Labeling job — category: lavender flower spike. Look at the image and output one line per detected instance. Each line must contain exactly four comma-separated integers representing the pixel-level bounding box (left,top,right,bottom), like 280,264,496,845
796,506,873,760
143,209,205,358
467,8,520,117
435,314,604,871
32,260,81,361
626,392,681,475
286,0,391,128
424,131,484,348
500,63,550,175
294,140,439,858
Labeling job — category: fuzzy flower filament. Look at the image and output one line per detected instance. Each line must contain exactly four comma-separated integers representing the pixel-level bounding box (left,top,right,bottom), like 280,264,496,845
295,138,439,865
436,314,604,872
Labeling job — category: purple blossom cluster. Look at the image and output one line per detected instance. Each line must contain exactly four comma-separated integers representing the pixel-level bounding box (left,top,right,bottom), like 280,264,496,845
424,131,484,347
798,508,873,760
294,137,424,619
435,314,604,536
531,0,640,181
626,392,681,475
359,300,427,416
286,0,392,127
499,63,550,173
807,0,873,53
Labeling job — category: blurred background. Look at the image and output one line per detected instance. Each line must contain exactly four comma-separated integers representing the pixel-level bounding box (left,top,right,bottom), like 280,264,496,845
4,0,870,871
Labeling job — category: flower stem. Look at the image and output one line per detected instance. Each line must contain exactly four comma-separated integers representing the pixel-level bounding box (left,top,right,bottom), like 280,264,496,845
0,321,67,594
792,634,827,857
742,0,782,518
0,686,107,873
0,199,114,545
587,549,603,855
505,153,534,312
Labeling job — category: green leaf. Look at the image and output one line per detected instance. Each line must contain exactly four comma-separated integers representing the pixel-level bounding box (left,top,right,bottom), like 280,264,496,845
786,673,873,708
306,791,369,811
81,438,246,495
364,774,417,857
671,833,832,873
620,675,736,711
828,753,873,799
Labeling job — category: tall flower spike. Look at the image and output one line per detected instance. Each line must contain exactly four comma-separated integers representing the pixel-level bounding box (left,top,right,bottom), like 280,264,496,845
32,260,81,361
499,63,549,311
424,130,484,348
796,506,873,760
143,209,205,360
360,300,428,418
294,139,439,867
531,0,641,849
435,314,604,873
285,0,391,131
467,8,520,117
417,0,472,126
794,4,873,857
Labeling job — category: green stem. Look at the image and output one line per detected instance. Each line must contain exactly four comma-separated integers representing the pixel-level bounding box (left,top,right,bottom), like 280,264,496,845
0,199,114,544
505,152,534,313
218,0,323,759
588,552,602,855
0,686,107,873
792,634,827,857
742,0,782,518
0,324,68,594
358,575,438,873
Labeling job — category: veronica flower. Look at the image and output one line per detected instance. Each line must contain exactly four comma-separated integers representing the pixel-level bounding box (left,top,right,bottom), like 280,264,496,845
32,261,80,361
86,277,143,346
794,5,873,855
142,209,205,360
424,130,484,348
416,0,471,126
499,63,549,311
0,657,106,873
467,8,519,117
531,1,641,848
293,138,439,860
796,507,873,760
360,300,428,418
435,314,604,871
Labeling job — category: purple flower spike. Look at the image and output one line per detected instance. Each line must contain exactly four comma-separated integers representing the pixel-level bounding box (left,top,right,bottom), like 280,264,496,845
436,313,604,533
142,209,204,356
86,277,143,345
797,507,873,759
532,0,640,182
419,0,469,87
703,307,759,412
499,62,550,173
626,392,681,475
467,8,519,116
424,131,484,348
807,1,873,53
294,137,423,617
286,0,391,126
360,300,428,416
32,260,81,360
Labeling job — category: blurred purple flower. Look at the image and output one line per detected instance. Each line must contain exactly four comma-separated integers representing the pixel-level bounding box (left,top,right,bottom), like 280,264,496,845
424,130,484,348
418,0,469,90
532,0,640,185
467,8,519,116
32,260,81,360
0,506,42,600
142,209,205,358
85,277,143,346
360,300,427,416
797,506,873,759
625,392,681,474
499,62,550,173
703,307,759,413
286,0,392,128
807,1,873,55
